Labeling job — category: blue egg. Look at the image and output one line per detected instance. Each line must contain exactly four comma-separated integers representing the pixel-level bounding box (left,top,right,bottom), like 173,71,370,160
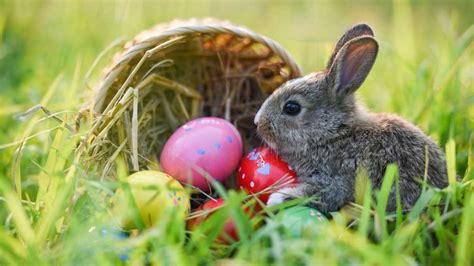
99,228,130,262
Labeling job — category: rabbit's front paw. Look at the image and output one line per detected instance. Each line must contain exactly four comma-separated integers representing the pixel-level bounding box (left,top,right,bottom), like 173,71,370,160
267,192,288,207
266,187,300,207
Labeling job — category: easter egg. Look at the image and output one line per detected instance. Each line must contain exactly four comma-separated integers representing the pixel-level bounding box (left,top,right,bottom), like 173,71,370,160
277,206,327,237
112,170,190,230
99,228,130,262
187,198,239,243
160,117,243,191
188,198,258,243
237,147,297,204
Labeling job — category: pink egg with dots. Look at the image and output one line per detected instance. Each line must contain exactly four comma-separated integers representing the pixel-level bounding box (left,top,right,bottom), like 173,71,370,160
160,117,243,191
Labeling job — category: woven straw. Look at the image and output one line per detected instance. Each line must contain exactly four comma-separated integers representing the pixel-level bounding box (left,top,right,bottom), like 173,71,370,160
83,18,302,177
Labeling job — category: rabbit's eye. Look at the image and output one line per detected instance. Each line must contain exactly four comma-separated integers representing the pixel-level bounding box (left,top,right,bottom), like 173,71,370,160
283,101,301,116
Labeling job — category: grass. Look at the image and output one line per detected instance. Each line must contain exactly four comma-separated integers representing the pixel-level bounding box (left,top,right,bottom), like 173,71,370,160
0,0,473,265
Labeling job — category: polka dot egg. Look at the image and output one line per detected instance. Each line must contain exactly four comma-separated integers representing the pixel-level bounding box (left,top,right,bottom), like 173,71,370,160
160,117,243,191
237,147,297,204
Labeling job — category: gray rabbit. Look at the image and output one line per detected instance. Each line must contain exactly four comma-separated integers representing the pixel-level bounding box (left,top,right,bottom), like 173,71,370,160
254,23,448,212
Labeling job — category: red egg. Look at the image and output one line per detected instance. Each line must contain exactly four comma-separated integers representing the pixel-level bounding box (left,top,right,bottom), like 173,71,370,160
237,147,297,204
188,198,258,243
187,198,238,243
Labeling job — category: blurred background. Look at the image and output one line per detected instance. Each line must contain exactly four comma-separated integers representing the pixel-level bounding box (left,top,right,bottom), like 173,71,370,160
0,0,472,172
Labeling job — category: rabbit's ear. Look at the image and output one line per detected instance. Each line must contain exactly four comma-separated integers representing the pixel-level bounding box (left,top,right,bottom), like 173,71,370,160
326,23,374,70
327,36,378,96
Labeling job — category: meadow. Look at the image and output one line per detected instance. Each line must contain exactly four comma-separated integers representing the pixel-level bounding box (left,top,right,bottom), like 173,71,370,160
0,0,473,265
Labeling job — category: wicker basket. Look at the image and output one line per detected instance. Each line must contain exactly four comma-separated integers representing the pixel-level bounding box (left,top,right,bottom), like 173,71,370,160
83,18,302,177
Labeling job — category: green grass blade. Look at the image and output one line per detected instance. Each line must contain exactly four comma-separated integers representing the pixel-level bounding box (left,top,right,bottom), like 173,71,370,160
35,169,76,247
354,168,369,205
0,227,26,260
0,177,36,246
464,134,473,182
446,139,457,186
11,141,24,197
35,128,70,209
357,174,372,238
116,159,145,230
407,189,435,222
227,191,251,244
456,193,473,266
375,164,398,240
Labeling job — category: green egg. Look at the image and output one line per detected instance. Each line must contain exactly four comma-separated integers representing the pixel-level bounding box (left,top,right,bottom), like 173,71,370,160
277,206,328,237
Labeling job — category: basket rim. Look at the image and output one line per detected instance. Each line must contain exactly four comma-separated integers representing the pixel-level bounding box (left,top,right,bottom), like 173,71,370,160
92,18,303,113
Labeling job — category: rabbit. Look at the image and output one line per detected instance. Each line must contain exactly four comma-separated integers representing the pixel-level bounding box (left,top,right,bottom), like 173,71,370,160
254,23,448,213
